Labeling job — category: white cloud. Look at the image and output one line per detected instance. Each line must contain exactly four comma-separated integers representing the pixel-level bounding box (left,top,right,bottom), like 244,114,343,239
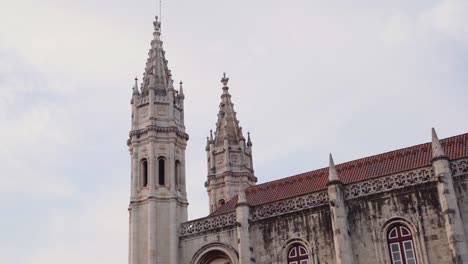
421,0,468,39
27,182,128,264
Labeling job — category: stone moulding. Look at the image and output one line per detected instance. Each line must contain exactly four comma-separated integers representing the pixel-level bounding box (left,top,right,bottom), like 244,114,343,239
345,166,436,200
180,212,236,237
251,191,329,221
128,126,189,141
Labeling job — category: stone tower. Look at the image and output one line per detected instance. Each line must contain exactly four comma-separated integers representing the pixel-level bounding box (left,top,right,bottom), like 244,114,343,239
205,74,257,213
127,17,188,264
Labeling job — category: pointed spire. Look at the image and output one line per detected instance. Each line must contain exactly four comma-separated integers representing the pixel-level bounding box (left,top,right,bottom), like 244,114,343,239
432,128,446,159
210,129,214,142
329,153,339,182
141,16,172,93
133,77,140,95
213,74,245,147
247,132,252,147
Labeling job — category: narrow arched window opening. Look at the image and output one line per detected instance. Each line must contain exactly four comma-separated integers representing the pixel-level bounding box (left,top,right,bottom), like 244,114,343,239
175,160,181,190
218,199,226,207
287,244,309,264
387,224,417,264
158,157,165,186
140,158,148,188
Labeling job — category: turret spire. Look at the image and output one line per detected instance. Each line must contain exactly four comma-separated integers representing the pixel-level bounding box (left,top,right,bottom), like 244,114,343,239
329,153,339,182
432,128,446,159
206,74,256,213
141,16,172,94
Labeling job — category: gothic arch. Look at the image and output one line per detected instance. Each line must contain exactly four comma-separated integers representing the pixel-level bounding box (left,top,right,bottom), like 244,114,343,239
278,237,317,264
380,217,429,264
191,242,239,264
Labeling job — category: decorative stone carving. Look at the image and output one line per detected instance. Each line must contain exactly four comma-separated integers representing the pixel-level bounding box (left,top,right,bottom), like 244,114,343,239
451,158,468,177
180,212,236,237
345,167,435,199
251,191,329,221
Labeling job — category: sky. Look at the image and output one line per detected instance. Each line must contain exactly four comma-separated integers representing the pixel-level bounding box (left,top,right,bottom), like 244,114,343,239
1,0,468,263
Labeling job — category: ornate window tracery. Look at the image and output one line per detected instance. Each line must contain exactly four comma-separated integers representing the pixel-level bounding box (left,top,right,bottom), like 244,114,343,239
387,224,417,264
287,244,309,264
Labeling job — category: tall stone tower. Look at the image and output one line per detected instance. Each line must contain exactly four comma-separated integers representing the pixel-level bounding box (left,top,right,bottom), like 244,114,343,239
127,17,188,264
205,74,257,213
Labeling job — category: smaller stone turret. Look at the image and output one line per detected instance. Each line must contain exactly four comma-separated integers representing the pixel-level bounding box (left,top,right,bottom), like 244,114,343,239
205,73,257,213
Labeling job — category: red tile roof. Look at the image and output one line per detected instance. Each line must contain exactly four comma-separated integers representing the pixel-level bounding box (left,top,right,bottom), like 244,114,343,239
210,132,468,216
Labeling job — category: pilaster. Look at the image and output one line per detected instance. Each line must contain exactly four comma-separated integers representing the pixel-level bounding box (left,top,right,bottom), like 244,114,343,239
327,154,354,264
236,190,254,264
432,129,468,263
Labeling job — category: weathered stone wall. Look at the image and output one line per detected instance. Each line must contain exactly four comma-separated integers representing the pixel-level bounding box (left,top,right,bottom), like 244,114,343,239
348,183,450,264
251,207,335,264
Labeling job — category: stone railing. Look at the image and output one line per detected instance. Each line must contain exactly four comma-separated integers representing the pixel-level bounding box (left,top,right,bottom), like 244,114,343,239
180,212,236,237
251,191,328,221
345,167,435,200
452,158,468,177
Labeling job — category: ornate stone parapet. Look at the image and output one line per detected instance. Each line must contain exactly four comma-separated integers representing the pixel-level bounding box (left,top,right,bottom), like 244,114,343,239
251,191,329,221
180,212,236,237
345,166,436,200
451,158,468,177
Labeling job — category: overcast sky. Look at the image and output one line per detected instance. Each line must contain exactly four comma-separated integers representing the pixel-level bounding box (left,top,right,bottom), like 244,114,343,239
1,0,468,263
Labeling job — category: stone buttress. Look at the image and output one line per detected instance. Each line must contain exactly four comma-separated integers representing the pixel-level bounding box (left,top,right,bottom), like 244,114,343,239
128,17,188,264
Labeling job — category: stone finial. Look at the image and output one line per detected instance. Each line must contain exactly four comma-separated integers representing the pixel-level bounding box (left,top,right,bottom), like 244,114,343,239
247,131,252,147
221,72,229,88
179,81,184,94
153,16,161,33
133,77,140,95
329,153,339,182
432,128,446,159
210,129,214,142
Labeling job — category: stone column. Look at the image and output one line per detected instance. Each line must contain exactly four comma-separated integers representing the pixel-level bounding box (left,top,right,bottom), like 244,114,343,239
236,190,254,264
328,154,354,264
432,129,468,264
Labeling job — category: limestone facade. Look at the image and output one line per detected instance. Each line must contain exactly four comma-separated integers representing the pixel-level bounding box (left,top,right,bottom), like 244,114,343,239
128,17,468,264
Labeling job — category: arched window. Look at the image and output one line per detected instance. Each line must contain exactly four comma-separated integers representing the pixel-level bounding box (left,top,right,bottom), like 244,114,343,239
218,199,225,207
158,157,165,186
175,160,181,190
387,224,417,264
140,158,148,188
287,244,309,264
